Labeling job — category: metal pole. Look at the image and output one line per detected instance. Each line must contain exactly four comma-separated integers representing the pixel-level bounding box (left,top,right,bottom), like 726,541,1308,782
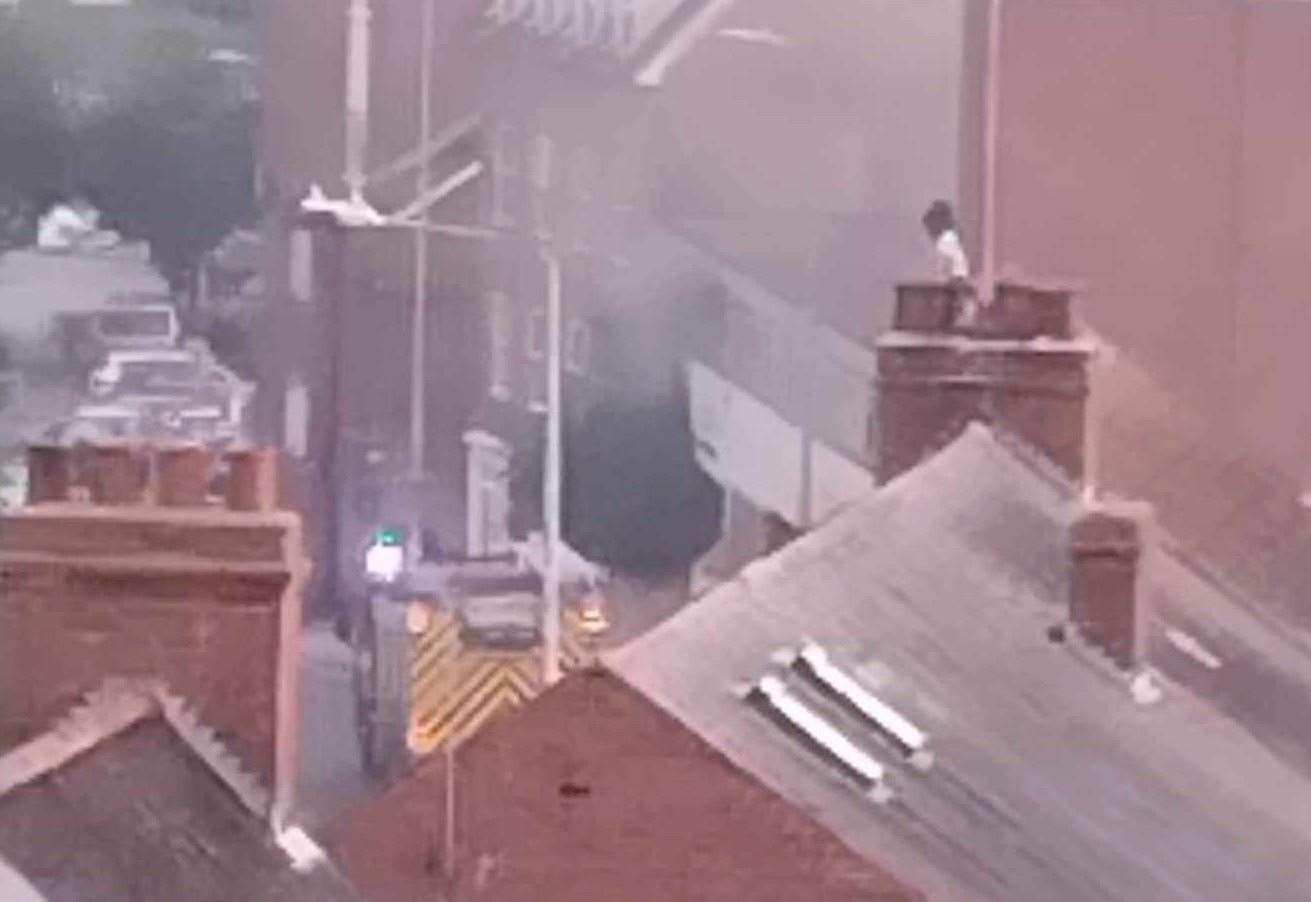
1082,337,1104,506
980,0,1003,304
443,741,455,878
409,0,435,480
344,0,372,197
541,248,563,686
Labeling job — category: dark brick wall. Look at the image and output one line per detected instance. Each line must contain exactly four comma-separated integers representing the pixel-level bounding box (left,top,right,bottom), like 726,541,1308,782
0,505,305,786
1070,507,1146,670
876,338,1089,485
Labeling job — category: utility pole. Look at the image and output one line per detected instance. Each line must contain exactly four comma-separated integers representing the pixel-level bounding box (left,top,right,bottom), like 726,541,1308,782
344,0,372,199
409,0,435,481
541,248,563,686
980,0,1003,304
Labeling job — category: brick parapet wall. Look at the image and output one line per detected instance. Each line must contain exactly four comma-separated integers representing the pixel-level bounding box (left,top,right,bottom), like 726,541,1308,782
876,338,1090,484
0,501,305,800
875,281,1093,485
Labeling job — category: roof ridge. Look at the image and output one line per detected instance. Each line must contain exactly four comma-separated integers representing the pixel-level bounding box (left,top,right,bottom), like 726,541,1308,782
0,677,157,797
0,678,272,821
155,689,273,819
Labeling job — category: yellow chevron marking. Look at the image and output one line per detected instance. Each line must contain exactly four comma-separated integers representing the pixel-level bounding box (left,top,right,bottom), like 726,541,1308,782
406,603,596,754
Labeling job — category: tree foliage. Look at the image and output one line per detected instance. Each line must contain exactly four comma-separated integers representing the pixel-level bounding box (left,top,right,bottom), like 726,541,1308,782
0,23,68,238
0,11,256,290
79,26,257,293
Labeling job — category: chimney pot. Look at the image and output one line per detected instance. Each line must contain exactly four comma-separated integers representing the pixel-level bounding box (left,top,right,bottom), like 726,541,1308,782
157,445,214,507
894,282,977,333
26,445,73,504
225,448,279,512
987,281,1074,340
88,444,146,506
1069,501,1153,670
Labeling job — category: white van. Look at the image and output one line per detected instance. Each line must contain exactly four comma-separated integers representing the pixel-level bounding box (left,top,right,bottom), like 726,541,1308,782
94,305,179,350
89,349,200,398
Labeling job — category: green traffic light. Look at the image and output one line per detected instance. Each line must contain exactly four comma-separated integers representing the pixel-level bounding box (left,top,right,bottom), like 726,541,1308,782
375,528,403,547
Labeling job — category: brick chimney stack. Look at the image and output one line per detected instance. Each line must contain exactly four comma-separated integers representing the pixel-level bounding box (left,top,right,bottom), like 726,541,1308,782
874,280,1094,484
1,444,307,823
1069,501,1154,670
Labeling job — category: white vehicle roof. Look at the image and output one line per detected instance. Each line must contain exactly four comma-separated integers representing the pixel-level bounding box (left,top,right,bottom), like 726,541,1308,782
100,349,195,365
100,303,175,313
72,404,140,418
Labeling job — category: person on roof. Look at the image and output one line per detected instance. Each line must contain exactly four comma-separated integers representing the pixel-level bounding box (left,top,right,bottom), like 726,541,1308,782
922,200,970,282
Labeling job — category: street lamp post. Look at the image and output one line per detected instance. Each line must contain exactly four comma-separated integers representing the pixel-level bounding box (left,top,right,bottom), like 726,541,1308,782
980,0,1003,305
344,0,373,199
541,248,563,686
409,0,436,483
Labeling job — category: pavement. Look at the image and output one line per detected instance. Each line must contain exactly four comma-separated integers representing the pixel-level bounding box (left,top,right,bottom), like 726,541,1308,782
294,622,374,832
290,573,697,834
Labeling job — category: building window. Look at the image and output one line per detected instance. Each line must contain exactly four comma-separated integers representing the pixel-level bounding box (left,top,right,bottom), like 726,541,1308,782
571,146,594,201
289,228,313,302
565,318,591,375
488,291,512,401
465,432,512,556
525,307,546,360
527,360,547,413
569,146,594,252
529,132,554,236
284,375,309,459
490,123,520,227
726,305,769,379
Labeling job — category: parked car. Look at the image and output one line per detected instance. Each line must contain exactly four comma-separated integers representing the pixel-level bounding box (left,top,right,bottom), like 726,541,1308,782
56,403,143,445
55,304,180,375
89,349,202,399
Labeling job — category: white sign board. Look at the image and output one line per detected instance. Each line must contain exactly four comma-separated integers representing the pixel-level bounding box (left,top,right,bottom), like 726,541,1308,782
690,362,872,526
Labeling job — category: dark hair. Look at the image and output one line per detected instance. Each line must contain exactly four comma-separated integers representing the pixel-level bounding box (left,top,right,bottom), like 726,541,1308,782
922,200,956,238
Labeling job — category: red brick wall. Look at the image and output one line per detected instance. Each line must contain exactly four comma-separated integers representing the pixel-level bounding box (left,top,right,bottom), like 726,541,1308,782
1234,3,1311,478
876,339,1090,484
0,505,305,788
988,0,1311,476
329,670,922,902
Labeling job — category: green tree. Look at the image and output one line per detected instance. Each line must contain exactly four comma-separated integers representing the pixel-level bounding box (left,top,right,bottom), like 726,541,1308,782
0,20,69,240
79,26,257,296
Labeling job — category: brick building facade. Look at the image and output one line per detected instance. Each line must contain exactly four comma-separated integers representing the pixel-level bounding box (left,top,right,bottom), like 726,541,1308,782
328,668,923,902
260,0,1311,606
0,445,305,818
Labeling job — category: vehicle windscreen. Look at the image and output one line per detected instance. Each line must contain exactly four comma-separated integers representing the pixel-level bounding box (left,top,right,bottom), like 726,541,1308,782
118,360,197,393
97,310,172,339
458,593,541,631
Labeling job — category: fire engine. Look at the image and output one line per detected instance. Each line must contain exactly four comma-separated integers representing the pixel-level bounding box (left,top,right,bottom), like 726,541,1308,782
351,526,606,778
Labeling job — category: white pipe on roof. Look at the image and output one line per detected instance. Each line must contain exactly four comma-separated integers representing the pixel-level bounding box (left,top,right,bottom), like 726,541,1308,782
756,675,886,792
798,644,928,755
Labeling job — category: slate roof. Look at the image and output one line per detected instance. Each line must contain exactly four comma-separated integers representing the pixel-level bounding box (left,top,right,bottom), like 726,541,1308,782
0,680,358,902
328,668,921,902
610,424,1311,902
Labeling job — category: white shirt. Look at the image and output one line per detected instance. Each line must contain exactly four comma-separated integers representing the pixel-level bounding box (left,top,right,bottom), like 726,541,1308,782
37,205,91,250
935,229,970,280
